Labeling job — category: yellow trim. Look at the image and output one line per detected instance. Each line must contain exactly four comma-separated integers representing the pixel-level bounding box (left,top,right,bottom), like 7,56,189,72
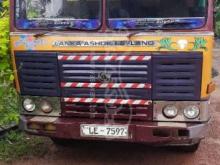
10,50,20,92
10,33,214,98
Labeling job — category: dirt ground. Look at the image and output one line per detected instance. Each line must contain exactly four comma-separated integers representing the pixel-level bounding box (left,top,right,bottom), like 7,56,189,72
2,43,220,165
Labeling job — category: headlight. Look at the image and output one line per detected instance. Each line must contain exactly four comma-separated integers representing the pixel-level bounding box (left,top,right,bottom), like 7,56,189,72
163,105,178,118
183,105,200,119
23,98,36,112
40,100,52,113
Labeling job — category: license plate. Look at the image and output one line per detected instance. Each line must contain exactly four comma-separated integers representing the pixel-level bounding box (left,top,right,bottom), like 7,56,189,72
80,124,129,139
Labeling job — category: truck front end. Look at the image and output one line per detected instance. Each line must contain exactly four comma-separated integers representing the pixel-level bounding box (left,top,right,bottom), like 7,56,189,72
10,0,215,151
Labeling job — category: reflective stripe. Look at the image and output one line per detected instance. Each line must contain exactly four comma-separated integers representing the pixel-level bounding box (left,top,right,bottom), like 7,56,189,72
63,97,152,105
61,82,152,89
58,55,151,61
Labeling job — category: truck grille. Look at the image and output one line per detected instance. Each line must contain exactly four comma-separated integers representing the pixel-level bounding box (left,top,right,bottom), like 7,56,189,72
152,53,202,100
59,53,152,99
61,102,152,120
59,53,152,120
15,52,60,96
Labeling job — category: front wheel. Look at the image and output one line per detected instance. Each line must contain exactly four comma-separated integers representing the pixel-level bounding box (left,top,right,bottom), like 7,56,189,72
51,137,69,146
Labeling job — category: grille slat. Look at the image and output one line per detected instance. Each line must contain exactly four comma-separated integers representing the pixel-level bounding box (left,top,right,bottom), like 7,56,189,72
23,88,59,94
21,62,56,69
156,64,195,71
156,93,194,98
152,53,202,100
155,72,195,78
63,71,148,78
21,69,56,76
21,75,57,82
62,64,148,70
15,52,60,96
156,86,195,92
63,70,147,75
22,82,57,89
156,79,195,86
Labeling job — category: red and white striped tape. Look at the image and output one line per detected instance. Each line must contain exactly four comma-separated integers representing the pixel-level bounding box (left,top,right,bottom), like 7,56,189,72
63,97,152,105
58,55,151,61
61,82,152,89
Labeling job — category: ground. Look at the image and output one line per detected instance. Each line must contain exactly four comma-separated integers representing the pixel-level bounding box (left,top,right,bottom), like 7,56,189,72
1,42,220,165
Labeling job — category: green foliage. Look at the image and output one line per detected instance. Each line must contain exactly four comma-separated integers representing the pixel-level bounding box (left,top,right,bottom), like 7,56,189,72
0,0,19,125
26,0,41,18
0,131,48,162
216,0,220,36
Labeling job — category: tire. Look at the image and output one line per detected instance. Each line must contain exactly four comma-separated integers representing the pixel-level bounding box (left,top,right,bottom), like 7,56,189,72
51,137,69,146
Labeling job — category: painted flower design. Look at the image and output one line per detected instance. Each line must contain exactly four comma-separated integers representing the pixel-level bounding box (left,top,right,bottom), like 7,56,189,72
15,35,45,50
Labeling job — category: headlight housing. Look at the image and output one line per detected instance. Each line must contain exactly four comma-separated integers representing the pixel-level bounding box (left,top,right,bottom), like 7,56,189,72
23,98,36,112
40,100,53,113
163,105,178,119
183,105,200,119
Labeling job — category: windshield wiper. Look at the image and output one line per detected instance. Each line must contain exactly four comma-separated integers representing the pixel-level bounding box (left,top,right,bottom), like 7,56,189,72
34,26,83,38
128,25,163,39
128,21,192,39
162,21,193,28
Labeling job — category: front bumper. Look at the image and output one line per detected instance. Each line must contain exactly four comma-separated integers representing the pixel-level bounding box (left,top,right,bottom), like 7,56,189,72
20,115,208,146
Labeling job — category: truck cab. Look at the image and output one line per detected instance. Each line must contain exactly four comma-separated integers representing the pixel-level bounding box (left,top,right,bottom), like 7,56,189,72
10,0,215,152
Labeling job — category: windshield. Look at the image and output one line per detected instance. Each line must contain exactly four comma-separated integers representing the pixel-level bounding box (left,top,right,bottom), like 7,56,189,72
107,0,207,30
16,0,101,30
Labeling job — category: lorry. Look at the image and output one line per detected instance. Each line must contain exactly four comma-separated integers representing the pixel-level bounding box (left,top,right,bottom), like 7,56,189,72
10,0,215,152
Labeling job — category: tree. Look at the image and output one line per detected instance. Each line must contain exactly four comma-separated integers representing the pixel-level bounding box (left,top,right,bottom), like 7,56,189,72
216,0,220,36
0,0,18,125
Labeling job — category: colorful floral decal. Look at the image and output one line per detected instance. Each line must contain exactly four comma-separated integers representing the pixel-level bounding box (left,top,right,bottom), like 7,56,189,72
108,18,205,30
158,38,176,50
109,19,136,29
15,35,45,50
16,19,101,30
191,37,207,51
